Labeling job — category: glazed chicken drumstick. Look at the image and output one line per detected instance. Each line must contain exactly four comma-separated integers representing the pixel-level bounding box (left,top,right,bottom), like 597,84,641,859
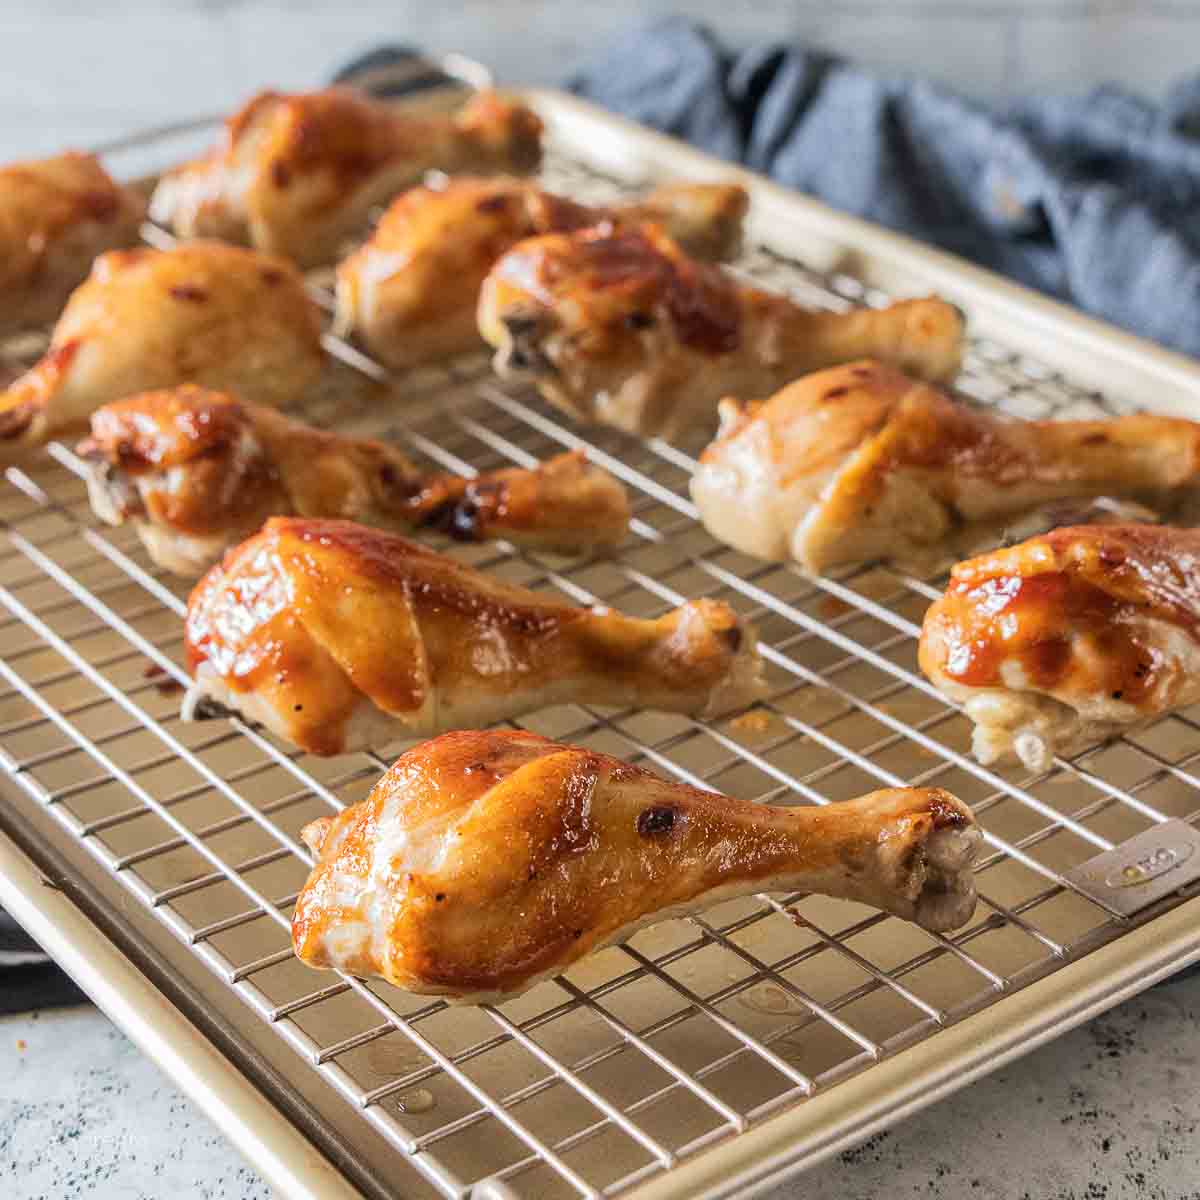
293,730,980,1001
334,177,748,368
80,386,631,576
150,88,543,267
478,224,965,439
0,241,323,462
921,524,1200,772
184,518,764,755
691,361,1200,573
0,151,145,336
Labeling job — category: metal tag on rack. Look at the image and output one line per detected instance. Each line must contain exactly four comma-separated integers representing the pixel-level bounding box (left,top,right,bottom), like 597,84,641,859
1064,819,1200,917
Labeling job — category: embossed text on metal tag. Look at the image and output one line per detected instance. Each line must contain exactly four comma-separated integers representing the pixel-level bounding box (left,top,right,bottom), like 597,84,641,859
1065,818,1200,917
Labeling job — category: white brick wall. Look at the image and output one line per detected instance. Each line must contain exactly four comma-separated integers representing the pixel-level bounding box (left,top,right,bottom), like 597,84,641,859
1,1,1198,158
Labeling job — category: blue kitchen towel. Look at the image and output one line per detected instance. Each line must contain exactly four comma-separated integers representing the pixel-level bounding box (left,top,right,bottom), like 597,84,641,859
570,17,1200,358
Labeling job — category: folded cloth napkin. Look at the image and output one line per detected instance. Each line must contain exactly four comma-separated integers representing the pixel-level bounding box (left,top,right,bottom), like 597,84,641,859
570,17,1200,357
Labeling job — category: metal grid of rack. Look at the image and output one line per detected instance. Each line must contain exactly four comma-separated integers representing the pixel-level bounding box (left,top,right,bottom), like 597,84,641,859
1,127,1199,1200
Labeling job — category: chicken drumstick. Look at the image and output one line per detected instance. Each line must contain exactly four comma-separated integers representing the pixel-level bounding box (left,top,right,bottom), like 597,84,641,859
184,518,764,755
151,88,542,267
0,151,145,336
0,241,323,461
293,729,980,1001
80,386,631,576
921,524,1200,771
691,360,1200,573
478,224,964,439
334,176,748,368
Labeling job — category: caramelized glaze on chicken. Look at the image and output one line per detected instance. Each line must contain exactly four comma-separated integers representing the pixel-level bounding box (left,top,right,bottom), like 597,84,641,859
292,729,980,1000
80,386,631,575
478,225,964,439
691,361,1200,573
921,525,1200,772
184,518,764,755
0,242,323,461
150,89,543,267
0,151,146,336
334,177,748,368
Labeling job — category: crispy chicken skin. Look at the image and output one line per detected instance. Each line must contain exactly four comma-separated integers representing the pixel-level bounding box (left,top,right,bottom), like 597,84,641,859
921,525,1200,772
478,224,964,439
334,177,748,368
691,361,1200,573
79,386,631,575
184,518,765,756
0,151,146,336
292,729,980,1001
150,89,543,268
0,242,323,462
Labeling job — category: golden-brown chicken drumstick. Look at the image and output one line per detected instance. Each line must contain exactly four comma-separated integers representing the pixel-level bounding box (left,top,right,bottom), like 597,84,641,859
477,224,965,439
150,89,543,267
334,177,748,368
691,360,1200,573
292,729,980,1001
0,241,323,462
0,151,146,336
80,385,631,575
184,518,764,755
921,524,1200,772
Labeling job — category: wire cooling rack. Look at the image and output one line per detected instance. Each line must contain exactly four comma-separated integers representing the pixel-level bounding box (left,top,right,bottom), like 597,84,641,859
2,102,1200,1200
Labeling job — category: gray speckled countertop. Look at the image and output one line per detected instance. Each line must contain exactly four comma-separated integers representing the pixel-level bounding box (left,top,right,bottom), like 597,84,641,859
5,972,1200,1199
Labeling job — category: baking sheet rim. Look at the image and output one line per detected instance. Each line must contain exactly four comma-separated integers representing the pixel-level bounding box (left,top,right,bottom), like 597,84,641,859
7,821,1200,1200
634,899,1200,1199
